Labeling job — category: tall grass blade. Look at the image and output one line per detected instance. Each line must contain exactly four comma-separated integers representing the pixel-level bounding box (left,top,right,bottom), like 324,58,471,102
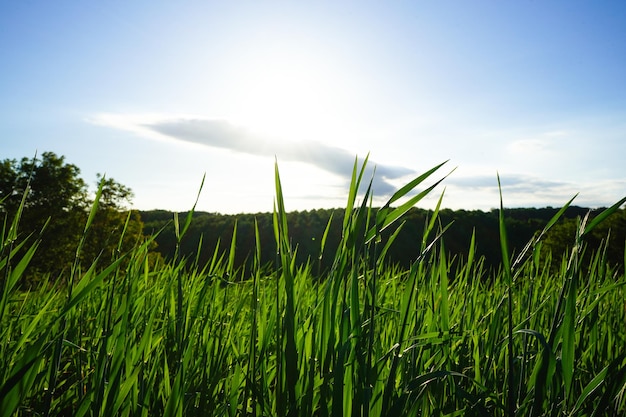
583,195,626,236
497,174,516,416
365,163,451,244
273,161,299,417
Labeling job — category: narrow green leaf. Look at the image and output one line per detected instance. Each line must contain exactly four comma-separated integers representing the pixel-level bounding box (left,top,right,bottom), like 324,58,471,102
570,364,609,414
180,173,206,240
583,195,626,236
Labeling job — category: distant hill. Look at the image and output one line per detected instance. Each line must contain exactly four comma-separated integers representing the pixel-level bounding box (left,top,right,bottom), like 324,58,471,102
140,205,625,276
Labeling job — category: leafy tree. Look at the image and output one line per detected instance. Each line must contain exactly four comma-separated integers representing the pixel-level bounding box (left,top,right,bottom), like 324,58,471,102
1,152,88,277
80,174,147,270
542,217,578,264
542,208,626,273
0,152,149,283
1,152,87,217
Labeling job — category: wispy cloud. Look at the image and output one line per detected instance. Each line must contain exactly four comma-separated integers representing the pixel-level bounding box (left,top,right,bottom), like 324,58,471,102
90,114,418,196
445,173,626,209
507,139,549,154
447,174,567,191
506,129,572,155
90,114,625,211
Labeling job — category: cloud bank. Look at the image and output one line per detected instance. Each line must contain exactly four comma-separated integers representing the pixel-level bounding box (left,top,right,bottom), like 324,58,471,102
444,174,626,210
94,114,419,196
90,113,626,211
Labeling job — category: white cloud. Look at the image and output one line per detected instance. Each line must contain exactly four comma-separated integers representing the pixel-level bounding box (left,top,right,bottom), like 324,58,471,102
89,113,421,197
507,138,549,153
441,172,626,210
87,113,626,213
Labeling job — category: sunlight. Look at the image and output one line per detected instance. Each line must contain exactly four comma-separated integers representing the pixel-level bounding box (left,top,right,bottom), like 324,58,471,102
223,46,347,143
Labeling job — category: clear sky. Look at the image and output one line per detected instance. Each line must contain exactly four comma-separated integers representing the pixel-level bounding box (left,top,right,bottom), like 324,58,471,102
2,1,625,214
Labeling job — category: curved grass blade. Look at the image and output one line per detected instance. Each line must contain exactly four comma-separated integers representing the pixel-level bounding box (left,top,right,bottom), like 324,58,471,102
497,173,516,417
583,195,626,236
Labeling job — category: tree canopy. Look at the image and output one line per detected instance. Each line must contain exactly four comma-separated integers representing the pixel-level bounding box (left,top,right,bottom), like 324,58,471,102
141,204,626,278
0,152,148,283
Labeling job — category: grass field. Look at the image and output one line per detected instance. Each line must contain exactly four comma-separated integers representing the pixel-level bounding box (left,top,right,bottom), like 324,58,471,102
1,159,625,416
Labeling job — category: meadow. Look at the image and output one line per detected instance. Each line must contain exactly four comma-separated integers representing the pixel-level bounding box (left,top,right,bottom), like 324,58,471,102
1,159,625,416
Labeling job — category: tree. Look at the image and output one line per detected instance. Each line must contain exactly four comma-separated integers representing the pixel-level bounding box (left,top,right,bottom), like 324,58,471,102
81,174,146,269
1,152,87,217
542,208,626,273
0,152,89,277
0,152,149,283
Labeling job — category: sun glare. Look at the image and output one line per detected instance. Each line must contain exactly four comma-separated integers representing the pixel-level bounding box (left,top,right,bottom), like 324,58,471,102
224,47,347,143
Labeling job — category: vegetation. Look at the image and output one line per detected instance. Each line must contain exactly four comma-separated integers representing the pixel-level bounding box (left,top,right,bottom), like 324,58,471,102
0,152,149,283
141,204,626,277
1,154,625,416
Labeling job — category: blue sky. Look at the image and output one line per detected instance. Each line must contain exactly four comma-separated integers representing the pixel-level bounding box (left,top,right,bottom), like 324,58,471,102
1,1,625,213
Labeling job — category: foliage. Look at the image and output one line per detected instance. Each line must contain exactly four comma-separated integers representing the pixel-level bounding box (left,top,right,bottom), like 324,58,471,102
141,205,624,278
0,152,149,282
0,158,625,416
543,208,626,271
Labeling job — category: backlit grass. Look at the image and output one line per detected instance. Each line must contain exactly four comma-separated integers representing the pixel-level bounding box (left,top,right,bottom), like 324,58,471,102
1,159,625,416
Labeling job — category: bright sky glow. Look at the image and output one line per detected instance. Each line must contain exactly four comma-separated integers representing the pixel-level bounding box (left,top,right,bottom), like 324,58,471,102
1,1,625,213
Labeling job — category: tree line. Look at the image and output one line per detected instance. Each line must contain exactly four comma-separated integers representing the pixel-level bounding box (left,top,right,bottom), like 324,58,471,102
141,204,626,278
2,152,624,285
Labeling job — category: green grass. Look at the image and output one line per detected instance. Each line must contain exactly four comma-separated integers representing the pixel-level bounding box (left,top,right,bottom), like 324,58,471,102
1,159,625,416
